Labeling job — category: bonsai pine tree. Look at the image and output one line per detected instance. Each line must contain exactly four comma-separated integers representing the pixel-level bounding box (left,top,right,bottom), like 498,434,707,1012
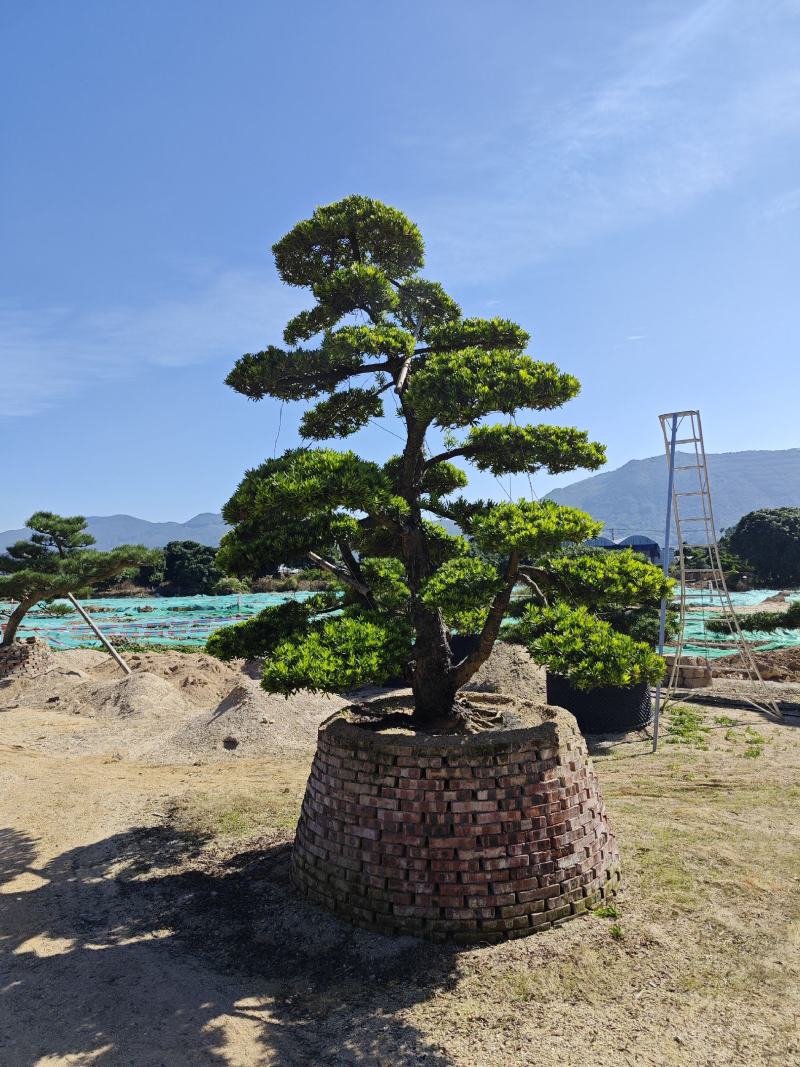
0,512,155,646
210,195,608,727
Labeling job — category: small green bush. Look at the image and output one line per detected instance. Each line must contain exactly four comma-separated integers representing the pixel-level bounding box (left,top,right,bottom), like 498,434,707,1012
37,602,75,618
211,576,251,595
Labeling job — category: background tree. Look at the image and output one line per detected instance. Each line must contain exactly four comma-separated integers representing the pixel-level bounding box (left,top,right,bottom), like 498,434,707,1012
0,512,155,646
210,195,607,727
162,540,221,595
722,507,800,586
95,548,166,594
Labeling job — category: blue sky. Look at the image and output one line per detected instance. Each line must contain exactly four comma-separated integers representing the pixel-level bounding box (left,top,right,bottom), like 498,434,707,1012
1,0,799,530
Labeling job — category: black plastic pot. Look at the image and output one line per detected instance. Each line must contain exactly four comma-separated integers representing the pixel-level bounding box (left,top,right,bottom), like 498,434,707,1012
545,673,653,734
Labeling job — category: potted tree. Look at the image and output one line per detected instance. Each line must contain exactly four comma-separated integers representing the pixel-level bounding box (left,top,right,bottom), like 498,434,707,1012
510,548,673,732
208,195,623,941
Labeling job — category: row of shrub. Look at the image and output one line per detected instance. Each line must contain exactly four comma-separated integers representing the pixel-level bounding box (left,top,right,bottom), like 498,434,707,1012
707,599,800,634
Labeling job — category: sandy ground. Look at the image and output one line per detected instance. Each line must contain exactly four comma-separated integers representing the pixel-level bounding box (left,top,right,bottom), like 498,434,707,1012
1,647,799,1066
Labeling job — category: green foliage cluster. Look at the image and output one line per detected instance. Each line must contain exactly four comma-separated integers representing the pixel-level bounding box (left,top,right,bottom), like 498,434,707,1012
507,548,673,690
209,195,614,722
513,603,666,691
98,549,166,593
36,602,75,618
211,575,251,595
0,512,155,646
540,549,673,610
722,507,800,585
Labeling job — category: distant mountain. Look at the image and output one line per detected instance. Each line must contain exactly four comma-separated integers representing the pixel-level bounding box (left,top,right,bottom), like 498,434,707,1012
0,513,229,552
547,448,800,542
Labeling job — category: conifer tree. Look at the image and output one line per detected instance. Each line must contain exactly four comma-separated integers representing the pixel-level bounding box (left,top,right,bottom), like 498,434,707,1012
0,512,155,646
212,196,607,726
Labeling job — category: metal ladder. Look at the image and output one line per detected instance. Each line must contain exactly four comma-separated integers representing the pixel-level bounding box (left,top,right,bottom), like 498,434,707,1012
652,411,781,748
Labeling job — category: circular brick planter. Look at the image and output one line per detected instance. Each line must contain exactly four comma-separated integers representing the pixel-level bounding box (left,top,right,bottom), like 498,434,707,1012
0,637,55,680
292,697,620,943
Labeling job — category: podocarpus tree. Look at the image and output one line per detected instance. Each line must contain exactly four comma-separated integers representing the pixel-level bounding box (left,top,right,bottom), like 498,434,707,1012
0,512,155,646
211,195,607,727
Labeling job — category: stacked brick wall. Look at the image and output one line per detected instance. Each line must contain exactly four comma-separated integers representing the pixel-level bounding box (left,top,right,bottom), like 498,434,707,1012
0,638,55,680
292,705,620,943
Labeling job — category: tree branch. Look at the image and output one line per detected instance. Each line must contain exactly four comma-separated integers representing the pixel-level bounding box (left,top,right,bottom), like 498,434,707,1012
517,571,549,605
395,313,424,395
337,540,377,609
451,550,520,687
424,445,475,468
306,551,376,608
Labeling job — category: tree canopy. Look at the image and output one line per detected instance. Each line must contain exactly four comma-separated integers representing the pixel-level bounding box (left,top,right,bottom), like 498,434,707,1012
0,512,155,646
722,507,800,585
162,540,221,595
210,195,611,725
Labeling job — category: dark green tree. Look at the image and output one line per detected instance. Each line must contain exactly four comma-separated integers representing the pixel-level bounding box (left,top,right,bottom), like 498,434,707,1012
210,195,608,726
0,512,155,646
722,507,800,585
162,540,221,595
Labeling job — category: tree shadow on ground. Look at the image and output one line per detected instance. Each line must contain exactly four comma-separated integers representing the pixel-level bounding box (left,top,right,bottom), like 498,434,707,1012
0,824,458,1066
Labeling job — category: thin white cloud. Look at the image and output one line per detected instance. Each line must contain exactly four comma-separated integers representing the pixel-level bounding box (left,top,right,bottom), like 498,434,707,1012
761,186,800,221
0,271,303,417
416,0,800,281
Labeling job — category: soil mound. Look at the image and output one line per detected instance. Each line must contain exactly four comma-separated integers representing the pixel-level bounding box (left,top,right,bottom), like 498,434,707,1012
84,670,193,721
715,647,800,682
60,671,194,721
141,679,347,763
90,650,240,706
462,642,545,701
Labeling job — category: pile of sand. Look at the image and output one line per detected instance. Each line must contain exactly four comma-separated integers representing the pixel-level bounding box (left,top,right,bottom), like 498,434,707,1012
89,650,240,706
4,643,551,764
462,642,545,701
57,672,194,721
139,678,347,763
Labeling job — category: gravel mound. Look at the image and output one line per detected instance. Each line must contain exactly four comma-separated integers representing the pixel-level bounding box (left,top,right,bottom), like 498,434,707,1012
462,642,545,701
140,678,347,763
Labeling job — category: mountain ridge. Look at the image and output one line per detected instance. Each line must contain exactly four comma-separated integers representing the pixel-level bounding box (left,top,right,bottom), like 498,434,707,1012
547,447,800,540
0,512,229,552
3,447,798,552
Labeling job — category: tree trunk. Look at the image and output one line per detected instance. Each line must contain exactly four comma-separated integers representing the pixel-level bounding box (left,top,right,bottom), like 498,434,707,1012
409,603,457,725
452,552,521,689
1,597,37,647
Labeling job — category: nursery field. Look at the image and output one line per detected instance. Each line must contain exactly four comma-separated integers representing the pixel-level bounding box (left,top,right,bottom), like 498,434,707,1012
0,592,317,649
4,586,800,656
1,648,798,1066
